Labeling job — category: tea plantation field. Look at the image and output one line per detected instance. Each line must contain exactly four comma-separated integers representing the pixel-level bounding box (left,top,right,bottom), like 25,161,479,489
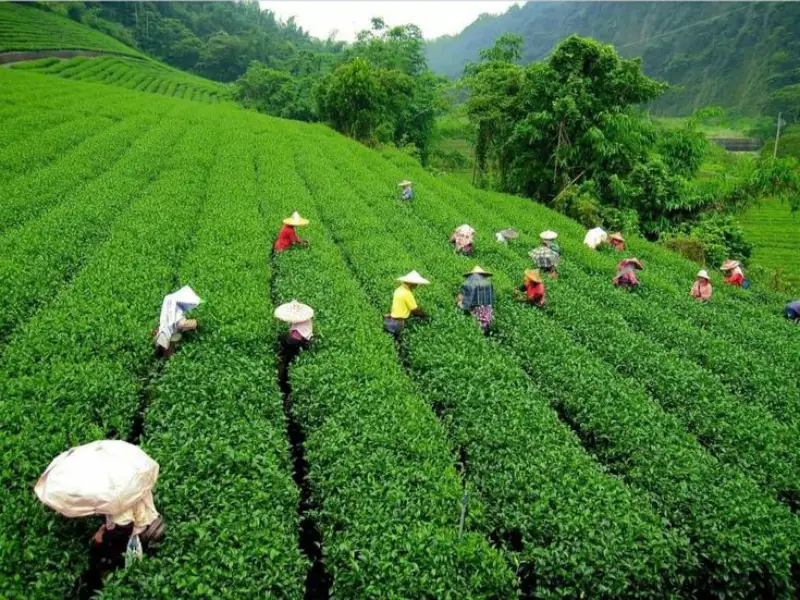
1,59,800,599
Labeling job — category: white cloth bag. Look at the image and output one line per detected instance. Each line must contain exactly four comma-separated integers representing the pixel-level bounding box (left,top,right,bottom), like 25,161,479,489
34,440,160,533
584,227,608,250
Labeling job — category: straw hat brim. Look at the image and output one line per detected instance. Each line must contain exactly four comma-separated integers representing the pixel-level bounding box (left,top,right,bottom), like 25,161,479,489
397,272,430,285
609,233,625,242
274,301,314,324
524,269,542,283
398,181,412,187
697,270,710,280
464,266,492,277
283,217,310,227
540,231,558,241
720,260,739,271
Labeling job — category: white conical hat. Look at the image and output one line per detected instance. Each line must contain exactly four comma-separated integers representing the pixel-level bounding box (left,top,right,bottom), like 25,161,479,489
274,300,314,324
283,211,309,227
540,230,558,240
697,269,710,279
397,270,430,285
398,180,412,187
35,440,159,524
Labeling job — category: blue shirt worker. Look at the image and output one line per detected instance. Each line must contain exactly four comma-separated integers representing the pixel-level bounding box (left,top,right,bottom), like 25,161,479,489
399,180,413,201
457,266,495,334
786,300,800,323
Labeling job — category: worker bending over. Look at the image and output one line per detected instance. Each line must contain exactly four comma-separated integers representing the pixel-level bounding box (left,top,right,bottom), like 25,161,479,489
608,232,625,252
785,300,800,323
515,269,546,308
274,212,310,253
275,300,314,386
613,258,643,289
457,266,495,334
384,270,429,337
583,227,608,250
720,259,745,287
450,224,476,256
154,286,201,358
690,270,712,301
399,180,413,201
529,230,561,278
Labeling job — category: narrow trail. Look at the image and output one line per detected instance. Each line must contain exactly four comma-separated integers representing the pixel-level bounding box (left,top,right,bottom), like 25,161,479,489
0,49,144,66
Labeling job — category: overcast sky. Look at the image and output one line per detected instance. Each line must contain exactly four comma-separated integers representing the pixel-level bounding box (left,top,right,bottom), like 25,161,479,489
259,1,521,42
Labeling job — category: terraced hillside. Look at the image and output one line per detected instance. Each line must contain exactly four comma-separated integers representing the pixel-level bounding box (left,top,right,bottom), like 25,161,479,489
0,3,142,57
2,59,799,600
12,56,230,104
741,198,800,291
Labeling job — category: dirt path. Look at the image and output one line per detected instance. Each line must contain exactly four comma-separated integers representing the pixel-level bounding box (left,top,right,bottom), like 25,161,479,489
0,49,143,67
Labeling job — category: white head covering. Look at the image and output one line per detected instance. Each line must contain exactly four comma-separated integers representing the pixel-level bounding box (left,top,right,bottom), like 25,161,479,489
157,286,201,349
583,227,607,249
275,300,314,324
290,320,314,340
540,230,558,241
697,269,710,280
35,440,160,533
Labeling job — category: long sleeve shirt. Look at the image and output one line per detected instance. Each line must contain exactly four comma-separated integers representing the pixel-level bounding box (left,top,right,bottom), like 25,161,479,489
690,279,712,301
274,225,301,252
724,268,744,286
459,275,495,310
521,281,545,306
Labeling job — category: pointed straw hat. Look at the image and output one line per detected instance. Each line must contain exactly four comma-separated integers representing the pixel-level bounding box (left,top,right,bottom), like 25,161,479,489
398,180,412,187
499,228,519,239
524,269,542,283
540,230,558,241
464,265,493,277
720,259,740,271
697,269,710,280
622,258,643,270
397,270,430,285
609,232,625,242
274,300,314,324
283,211,310,227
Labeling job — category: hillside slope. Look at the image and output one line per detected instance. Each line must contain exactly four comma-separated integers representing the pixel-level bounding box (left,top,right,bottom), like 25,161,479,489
1,66,799,600
426,2,800,115
0,3,143,57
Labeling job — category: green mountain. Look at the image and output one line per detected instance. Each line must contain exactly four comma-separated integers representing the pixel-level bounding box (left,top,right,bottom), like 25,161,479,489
426,2,800,115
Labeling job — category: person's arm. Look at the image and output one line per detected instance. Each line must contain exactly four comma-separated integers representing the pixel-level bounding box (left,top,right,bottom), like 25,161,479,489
690,282,699,298
702,285,712,300
410,307,428,319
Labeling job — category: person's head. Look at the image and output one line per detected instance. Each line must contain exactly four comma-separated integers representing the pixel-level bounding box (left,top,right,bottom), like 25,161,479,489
696,269,710,282
464,266,492,282
720,259,739,273
524,269,542,285
399,180,412,190
284,211,309,229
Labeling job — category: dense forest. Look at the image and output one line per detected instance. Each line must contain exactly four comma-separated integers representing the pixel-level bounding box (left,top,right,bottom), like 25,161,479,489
426,2,800,116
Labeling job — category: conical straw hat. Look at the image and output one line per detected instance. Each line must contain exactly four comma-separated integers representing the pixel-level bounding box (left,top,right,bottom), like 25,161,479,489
609,232,625,242
540,230,558,241
622,258,643,270
720,259,739,271
274,300,314,324
464,265,492,277
397,270,429,285
697,269,710,280
283,211,309,227
524,269,542,283
398,180,412,187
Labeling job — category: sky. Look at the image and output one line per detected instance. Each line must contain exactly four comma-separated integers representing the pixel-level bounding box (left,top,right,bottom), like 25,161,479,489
259,1,521,42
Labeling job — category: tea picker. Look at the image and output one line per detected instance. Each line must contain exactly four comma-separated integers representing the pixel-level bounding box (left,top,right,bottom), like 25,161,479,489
384,270,430,338
154,285,201,358
785,300,800,323
456,266,495,334
275,300,315,384
515,269,546,308
274,211,310,253
35,440,164,564
398,180,414,201
608,232,625,252
583,227,608,250
529,230,561,278
495,228,518,244
690,270,713,302
449,224,476,256
613,258,643,289
720,259,747,288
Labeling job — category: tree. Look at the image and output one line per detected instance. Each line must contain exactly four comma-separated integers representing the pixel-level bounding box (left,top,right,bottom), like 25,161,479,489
316,58,385,142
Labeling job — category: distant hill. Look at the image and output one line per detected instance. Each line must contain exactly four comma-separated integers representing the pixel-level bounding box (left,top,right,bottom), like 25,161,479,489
425,2,800,116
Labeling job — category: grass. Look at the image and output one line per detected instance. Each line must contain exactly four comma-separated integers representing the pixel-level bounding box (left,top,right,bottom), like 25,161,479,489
740,197,800,292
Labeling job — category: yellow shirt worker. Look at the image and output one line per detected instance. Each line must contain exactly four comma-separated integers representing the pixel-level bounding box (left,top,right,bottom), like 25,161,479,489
384,270,430,336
